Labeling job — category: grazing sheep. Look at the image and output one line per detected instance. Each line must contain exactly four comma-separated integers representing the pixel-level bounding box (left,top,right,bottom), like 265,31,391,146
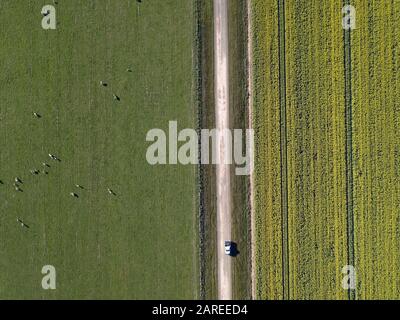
15,177,23,184
113,94,120,101
100,81,108,87
30,169,40,175
49,154,60,161
70,192,79,198
107,188,116,196
33,112,42,118
17,218,29,228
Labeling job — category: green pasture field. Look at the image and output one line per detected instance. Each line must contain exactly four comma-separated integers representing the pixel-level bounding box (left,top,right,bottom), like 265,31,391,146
0,0,199,299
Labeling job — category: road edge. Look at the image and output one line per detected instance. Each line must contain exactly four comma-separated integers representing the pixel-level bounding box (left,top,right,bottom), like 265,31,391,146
246,0,256,300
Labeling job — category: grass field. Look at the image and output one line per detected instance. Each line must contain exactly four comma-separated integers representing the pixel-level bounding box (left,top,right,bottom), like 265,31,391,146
228,0,251,300
252,0,400,300
196,0,217,300
0,0,199,299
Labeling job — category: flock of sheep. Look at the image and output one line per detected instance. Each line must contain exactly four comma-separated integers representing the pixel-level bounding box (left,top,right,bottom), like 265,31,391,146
2,1,146,229
1,79,125,230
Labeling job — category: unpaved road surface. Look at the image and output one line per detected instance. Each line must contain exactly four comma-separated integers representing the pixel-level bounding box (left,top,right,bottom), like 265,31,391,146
214,0,232,300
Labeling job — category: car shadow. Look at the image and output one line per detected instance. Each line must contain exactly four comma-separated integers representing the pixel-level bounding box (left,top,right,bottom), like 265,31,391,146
229,242,240,257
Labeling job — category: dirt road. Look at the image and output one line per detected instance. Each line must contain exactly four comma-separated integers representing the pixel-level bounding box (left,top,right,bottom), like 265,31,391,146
214,0,232,300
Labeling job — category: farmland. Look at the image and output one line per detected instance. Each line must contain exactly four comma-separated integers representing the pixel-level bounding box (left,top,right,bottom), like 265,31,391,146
351,0,400,299
0,0,199,299
285,0,348,299
251,0,400,299
2,0,399,302
251,0,348,300
251,0,284,300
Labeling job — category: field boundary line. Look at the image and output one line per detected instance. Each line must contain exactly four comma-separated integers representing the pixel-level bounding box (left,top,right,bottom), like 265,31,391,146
343,0,355,301
246,0,256,300
193,0,206,300
278,0,289,300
